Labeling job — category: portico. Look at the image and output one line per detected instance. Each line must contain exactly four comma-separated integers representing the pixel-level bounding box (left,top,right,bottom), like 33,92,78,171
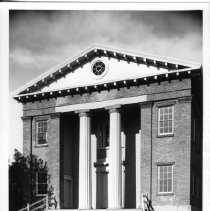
61,102,141,210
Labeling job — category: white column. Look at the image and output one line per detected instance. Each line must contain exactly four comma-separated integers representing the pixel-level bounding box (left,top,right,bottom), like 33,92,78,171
78,112,92,209
91,134,97,209
108,107,122,209
121,132,126,208
136,130,141,208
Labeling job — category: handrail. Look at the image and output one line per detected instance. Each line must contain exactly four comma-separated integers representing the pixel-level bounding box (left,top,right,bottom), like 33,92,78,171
30,197,46,208
18,207,27,211
30,203,45,211
17,196,47,211
143,193,154,211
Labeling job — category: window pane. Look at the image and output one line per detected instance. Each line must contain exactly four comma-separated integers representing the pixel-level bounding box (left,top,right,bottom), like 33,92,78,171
168,166,172,173
159,106,174,135
164,121,168,127
38,184,48,195
164,127,168,133
37,121,47,145
37,172,47,195
164,114,168,121
160,172,163,180
168,179,172,192
160,185,163,192
158,165,173,193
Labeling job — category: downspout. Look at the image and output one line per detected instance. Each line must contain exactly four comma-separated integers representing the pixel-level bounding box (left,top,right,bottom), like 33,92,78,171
150,103,153,201
30,116,33,204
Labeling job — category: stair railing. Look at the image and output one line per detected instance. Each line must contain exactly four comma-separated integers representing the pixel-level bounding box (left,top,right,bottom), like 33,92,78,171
18,195,48,211
142,193,154,211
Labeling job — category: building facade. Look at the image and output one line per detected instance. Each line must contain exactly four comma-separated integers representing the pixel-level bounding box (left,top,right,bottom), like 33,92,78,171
14,44,203,211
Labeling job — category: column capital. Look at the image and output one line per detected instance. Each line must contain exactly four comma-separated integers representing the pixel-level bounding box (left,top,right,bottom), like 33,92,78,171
139,101,153,109
105,104,121,114
109,108,121,114
75,109,91,117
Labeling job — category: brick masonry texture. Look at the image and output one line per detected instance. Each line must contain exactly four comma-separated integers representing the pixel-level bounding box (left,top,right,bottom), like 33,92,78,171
21,76,202,209
22,116,32,156
23,114,61,208
140,102,153,198
149,98,192,207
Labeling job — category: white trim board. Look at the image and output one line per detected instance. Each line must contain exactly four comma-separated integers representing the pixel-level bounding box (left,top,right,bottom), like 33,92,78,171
56,95,147,113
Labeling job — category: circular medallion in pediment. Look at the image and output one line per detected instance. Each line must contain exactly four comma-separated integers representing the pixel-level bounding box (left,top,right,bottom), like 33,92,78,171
90,58,109,79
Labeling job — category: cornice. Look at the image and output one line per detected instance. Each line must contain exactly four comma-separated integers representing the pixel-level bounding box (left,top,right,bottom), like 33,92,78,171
21,116,32,121
178,96,192,104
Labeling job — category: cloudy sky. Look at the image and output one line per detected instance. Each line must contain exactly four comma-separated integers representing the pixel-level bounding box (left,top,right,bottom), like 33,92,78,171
9,10,202,159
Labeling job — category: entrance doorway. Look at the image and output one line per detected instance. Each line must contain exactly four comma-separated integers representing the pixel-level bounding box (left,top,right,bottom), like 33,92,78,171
63,175,73,208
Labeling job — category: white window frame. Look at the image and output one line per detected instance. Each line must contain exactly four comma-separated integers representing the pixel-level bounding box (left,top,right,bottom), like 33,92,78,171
158,106,174,136
158,165,173,194
36,172,48,196
36,120,48,146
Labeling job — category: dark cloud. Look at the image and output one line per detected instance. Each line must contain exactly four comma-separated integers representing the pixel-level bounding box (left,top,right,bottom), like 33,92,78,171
129,11,202,38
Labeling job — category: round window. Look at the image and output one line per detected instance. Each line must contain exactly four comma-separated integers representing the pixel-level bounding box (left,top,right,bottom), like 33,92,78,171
92,61,106,76
91,59,108,79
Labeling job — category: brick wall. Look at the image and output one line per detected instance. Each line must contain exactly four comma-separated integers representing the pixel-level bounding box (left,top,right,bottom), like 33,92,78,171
140,96,192,207
22,113,61,208
140,101,153,199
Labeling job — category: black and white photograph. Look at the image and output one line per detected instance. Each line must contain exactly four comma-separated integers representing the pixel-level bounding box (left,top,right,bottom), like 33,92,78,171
0,2,209,211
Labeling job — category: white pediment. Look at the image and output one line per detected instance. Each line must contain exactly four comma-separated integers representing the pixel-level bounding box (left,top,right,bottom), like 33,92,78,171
41,56,169,92
13,44,201,99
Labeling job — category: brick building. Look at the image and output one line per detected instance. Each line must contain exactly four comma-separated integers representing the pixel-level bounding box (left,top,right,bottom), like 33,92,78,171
13,44,202,211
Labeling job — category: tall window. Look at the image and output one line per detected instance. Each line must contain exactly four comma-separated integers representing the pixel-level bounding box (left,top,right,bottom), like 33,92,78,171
158,106,174,135
36,120,47,145
36,172,48,195
158,165,173,193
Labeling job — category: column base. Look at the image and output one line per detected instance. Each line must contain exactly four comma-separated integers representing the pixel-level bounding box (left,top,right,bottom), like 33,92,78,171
108,206,122,209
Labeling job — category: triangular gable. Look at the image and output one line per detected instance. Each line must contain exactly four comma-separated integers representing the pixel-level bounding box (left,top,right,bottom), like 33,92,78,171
13,44,201,98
